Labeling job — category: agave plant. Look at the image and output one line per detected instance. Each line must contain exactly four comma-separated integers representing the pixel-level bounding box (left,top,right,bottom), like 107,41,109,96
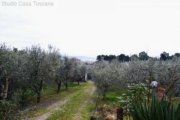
130,97,180,120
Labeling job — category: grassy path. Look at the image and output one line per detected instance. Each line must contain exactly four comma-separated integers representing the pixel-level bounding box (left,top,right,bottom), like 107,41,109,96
28,98,69,120
23,81,96,120
70,82,96,120
47,81,96,120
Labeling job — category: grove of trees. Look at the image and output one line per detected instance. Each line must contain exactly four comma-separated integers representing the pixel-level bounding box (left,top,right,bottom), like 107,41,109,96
97,51,180,62
92,58,180,99
0,44,87,119
1,43,180,119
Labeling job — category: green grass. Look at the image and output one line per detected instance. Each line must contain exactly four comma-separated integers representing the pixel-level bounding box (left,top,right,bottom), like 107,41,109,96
25,108,48,118
91,89,134,120
47,92,83,120
124,116,133,120
92,90,126,111
104,90,180,120
105,89,127,103
22,82,91,118
106,91,120,102
81,92,97,120
42,82,80,97
47,81,96,120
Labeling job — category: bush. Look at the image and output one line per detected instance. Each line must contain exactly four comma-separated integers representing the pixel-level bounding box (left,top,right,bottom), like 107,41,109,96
12,88,34,107
0,100,18,120
117,83,148,114
130,97,180,120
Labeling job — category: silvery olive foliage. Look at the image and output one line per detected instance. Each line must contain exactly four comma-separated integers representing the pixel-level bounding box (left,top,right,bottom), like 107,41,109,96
92,58,180,98
0,43,89,119
155,59,180,96
92,61,110,98
92,60,125,98
0,44,87,109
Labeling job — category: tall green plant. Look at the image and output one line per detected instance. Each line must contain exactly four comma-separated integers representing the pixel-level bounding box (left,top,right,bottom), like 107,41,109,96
0,100,17,120
118,83,148,114
130,97,180,120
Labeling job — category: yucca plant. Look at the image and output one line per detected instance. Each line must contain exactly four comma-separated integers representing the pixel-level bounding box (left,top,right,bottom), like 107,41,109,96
130,96,180,120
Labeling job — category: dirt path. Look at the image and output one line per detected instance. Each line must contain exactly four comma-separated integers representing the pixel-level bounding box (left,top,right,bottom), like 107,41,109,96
72,84,96,120
29,99,69,120
24,81,96,120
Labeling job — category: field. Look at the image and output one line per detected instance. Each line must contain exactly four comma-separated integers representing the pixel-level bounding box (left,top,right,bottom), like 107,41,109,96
21,81,96,120
0,44,180,120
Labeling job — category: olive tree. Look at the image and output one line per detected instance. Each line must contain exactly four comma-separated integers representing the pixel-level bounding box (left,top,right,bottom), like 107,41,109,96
92,61,110,98
155,59,180,98
47,46,62,94
70,60,86,85
92,60,124,98
25,46,49,103
0,44,19,100
57,56,73,90
123,61,149,85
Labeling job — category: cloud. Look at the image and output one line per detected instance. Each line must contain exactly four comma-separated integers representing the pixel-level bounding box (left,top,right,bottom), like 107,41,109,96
0,0,180,57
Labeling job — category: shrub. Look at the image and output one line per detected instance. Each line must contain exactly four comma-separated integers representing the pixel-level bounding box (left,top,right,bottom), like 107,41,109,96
12,88,33,107
117,83,148,114
0,100,18,120
130,97,180,120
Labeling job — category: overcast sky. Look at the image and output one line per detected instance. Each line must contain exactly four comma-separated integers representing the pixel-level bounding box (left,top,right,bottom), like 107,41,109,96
1,0,180,59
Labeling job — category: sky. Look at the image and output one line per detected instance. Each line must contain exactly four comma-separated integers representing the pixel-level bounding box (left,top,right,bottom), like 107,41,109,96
0,0,180,60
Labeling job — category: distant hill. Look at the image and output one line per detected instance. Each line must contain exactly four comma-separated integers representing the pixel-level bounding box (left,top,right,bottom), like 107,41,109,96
75,56,96,62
